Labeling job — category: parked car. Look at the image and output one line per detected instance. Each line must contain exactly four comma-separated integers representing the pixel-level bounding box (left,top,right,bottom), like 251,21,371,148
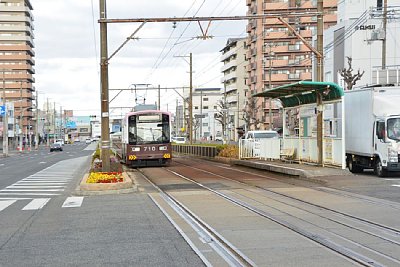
50,143,63,152
85,138,92,144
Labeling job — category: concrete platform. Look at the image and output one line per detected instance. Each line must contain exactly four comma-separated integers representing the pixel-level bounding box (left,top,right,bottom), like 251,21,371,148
231,159,352,179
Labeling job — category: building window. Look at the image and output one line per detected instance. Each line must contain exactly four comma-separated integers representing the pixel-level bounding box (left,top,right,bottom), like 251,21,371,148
203,106,209,110
194,106,199,110
203,97,208,101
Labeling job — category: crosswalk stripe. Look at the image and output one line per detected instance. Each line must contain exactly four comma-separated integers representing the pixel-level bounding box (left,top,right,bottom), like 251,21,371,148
0,189,64,192
0,200,17,211
62,197,84,208
6,185,65,189
0,193,60,196
22,198,51,210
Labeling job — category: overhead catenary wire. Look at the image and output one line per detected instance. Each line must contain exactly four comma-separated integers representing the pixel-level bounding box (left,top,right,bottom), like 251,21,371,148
145,0,200,82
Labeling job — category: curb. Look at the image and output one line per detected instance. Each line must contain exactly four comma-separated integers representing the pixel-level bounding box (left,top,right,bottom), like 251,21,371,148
75,172,138,196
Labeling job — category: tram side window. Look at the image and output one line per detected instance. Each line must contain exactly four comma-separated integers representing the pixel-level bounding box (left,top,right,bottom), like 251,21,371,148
129,115,137,145
161,114,170,142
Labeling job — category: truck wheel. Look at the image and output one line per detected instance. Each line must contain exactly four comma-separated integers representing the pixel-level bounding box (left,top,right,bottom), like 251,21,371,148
348,158,362,173
374,159,387,177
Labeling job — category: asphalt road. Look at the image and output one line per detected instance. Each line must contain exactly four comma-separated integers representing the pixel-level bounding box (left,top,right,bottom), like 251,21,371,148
0,143,203,267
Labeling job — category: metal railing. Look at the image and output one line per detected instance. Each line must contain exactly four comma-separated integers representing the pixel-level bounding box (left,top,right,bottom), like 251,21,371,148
172,145,218,158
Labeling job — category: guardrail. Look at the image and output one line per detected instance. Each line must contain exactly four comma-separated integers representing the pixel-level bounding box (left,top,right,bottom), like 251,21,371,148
172,145,218,158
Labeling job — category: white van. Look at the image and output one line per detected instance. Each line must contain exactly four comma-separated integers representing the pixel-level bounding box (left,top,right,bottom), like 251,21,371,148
244,130,279,139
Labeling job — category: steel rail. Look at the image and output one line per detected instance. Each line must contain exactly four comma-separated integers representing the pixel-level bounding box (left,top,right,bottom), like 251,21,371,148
137,169,255,267
179,159,400,237
163,166,390,267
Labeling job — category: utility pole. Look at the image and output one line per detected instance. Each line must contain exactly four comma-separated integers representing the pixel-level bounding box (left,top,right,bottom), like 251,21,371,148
19,82,23,151
2,70,8,156
158,84,161,110
382,0,387,69
316,0,324,166
100,0,111,171
236,92,239,142
35,90,39,150
46,98,49,147
60,106,62,140
53,102,56,143
189,53,193,144
267,45,274,130
200,89,203,140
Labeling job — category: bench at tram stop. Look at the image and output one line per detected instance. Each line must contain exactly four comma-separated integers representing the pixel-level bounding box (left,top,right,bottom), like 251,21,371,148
280,148,296,163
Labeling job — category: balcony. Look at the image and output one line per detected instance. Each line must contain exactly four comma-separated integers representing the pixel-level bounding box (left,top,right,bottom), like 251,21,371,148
221,72,236,83
288,73,300,80
220,48,236,62
221,59,237,72
263,2,288,10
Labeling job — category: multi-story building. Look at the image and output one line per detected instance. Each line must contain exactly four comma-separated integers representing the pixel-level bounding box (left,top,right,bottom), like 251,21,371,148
0,0,35,141
246,0,337,130
181,87,224,141
220,38,248,141
324,0,400,88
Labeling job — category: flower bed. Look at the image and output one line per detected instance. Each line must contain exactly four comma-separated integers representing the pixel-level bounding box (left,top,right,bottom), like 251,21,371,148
86,172,123,184
79,172,134,192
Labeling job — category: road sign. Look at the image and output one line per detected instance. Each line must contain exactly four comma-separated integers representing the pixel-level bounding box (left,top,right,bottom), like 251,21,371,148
194,114,206,119
0,105,5,116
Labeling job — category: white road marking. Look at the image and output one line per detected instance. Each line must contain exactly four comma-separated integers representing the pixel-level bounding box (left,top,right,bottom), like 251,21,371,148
0,164,4,167
0,193,60,196
22,198,51,210
0,189,64,192
39,162,46,164
0,200,17,211
6,185,65,189
62,197,84,208
392,185,400,188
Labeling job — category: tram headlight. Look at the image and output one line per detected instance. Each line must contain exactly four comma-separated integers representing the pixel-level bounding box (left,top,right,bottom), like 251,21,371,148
159,146,168,151
132,147,140,152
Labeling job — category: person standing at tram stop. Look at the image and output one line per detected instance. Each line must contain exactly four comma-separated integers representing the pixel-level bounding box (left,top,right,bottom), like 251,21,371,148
387,119,400,140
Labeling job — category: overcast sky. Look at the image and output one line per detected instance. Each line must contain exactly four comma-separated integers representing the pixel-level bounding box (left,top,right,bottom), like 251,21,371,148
31,0,247,117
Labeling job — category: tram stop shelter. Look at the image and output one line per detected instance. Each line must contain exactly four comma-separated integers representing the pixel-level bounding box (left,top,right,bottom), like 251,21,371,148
241,81,345,169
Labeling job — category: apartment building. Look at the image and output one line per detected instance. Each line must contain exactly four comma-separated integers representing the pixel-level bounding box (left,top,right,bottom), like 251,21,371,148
0,0,35,139
246,0,337,130
220,38,248,141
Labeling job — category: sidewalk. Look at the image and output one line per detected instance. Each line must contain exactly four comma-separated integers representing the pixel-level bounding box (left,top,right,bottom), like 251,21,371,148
231,159,352,179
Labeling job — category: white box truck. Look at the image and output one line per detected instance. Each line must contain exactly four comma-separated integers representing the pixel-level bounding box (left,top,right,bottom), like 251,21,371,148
345,86,400,176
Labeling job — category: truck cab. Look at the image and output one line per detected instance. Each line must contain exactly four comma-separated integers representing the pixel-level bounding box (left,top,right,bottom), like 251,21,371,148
373,117,400,176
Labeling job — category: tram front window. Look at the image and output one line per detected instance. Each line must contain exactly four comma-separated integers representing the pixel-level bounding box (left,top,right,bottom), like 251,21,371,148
128,114,170,145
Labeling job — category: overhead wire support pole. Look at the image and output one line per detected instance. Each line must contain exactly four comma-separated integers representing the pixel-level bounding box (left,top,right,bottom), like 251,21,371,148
382,0,387,69
1,70,8,156
100,0,110,172
316,0,324,166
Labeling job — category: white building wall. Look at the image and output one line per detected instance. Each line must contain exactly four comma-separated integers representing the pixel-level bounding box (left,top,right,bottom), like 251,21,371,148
325,1,400,88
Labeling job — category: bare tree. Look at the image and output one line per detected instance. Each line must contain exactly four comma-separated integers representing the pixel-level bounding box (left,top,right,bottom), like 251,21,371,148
214,99,227,138
242,97,260,131
339,56,365,90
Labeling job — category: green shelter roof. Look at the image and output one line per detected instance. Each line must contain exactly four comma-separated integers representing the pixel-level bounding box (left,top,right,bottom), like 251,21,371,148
252,81,344,108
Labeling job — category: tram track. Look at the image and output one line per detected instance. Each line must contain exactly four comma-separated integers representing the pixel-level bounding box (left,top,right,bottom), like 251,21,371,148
162,166,400,266
137,168,256,267
133,157,400,266
173,159,400,237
